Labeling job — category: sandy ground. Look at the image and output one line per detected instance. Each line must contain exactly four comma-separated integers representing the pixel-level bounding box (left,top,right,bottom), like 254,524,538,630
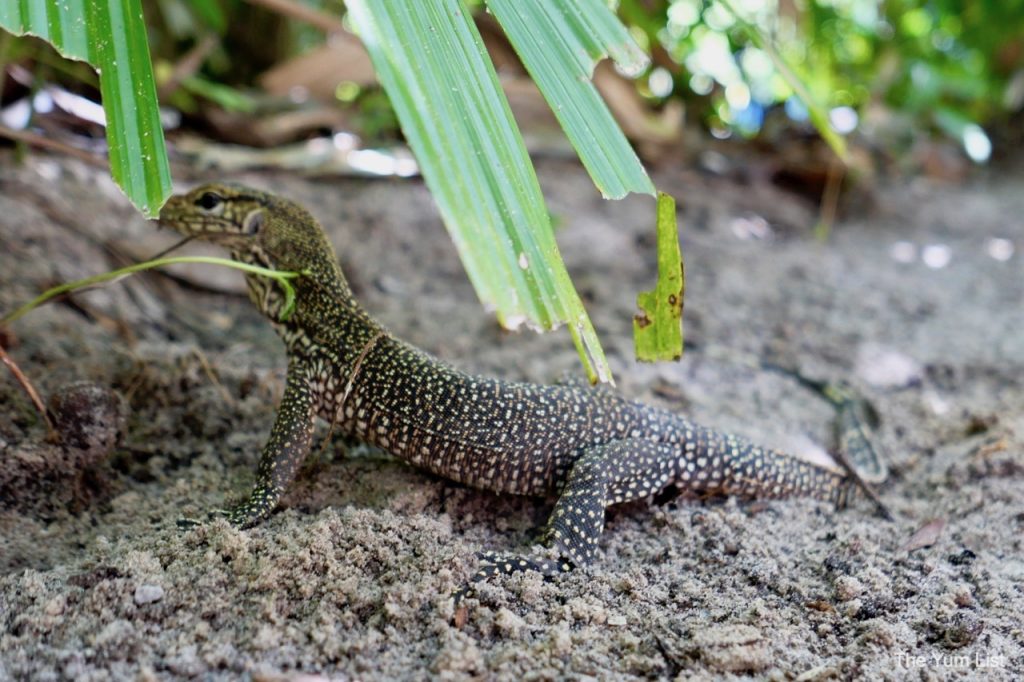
0,151,1022,681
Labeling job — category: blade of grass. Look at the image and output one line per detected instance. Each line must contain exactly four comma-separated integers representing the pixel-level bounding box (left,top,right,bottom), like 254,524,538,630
486,0,654,199
347,0,612,383
2,257,305,325
634,192,684,362
0,0,172,216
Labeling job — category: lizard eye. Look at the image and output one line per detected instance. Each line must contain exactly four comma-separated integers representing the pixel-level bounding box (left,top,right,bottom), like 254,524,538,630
195,192,223,211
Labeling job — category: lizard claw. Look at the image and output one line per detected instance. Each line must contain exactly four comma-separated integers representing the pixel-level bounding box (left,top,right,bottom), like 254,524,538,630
174,507,235,530
175,499,272,530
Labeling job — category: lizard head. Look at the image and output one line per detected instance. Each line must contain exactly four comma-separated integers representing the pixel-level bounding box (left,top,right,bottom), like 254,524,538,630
159,183,339,275
159,183,268,245
159,183,356,320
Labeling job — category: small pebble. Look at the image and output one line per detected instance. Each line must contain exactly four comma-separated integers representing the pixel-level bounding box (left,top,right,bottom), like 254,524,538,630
953,586,974,608
44,595,66,616
134,584,165,605
841,598,863,618
855,343,922,389
494,607,526,637
834,575,864,601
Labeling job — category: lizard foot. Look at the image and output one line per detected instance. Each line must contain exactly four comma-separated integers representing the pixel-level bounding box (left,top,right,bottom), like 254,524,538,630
174,507,248,530
175,491,280,530
453,550,574,610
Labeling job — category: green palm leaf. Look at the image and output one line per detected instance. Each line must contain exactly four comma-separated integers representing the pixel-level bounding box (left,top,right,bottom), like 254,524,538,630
0,0,171,216
348,0,627,382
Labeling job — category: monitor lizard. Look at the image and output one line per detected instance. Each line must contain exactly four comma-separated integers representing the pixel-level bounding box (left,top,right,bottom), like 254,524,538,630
159,183,861,587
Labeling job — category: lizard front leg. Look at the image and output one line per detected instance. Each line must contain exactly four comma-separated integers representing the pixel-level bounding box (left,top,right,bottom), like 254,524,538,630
181,361,317,529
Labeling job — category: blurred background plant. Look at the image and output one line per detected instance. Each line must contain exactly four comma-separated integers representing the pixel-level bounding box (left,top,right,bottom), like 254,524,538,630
620,0,1023,165
5,1,1021,172
143,0,1024,164
1,0,1022,376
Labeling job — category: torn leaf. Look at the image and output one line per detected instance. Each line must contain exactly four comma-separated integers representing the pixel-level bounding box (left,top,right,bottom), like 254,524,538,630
634,193,684,362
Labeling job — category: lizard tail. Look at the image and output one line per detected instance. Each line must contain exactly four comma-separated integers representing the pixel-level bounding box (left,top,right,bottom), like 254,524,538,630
671,422,851,505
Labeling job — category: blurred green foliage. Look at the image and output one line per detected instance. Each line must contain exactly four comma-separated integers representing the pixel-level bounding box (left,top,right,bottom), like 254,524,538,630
620,0,1023,158
113,0,1024,160
5,0,1023,160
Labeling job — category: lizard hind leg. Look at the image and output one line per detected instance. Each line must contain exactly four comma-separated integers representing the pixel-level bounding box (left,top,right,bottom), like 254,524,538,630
458,439,679,600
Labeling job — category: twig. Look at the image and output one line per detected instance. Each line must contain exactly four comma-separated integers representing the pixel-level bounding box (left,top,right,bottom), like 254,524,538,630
0,123,107,168
2,256,304,326
0,340,57,438
816,159,845,240
244,0,346,34
192,348,234,406
831,446,893,521
147,236,196,261
761,362,892,520
158,34,220,101
317,330,385,456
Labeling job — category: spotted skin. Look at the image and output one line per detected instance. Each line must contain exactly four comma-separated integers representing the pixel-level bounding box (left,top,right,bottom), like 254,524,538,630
227,362,317,524
160,184,856,583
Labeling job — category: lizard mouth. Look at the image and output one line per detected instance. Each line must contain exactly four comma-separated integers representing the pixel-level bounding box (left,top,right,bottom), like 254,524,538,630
157,219,239,243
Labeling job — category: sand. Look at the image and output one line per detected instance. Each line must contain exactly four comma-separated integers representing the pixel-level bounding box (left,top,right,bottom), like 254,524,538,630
1,152,1021,680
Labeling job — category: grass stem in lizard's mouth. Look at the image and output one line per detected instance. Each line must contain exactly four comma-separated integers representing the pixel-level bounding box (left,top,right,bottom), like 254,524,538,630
146,235,196,261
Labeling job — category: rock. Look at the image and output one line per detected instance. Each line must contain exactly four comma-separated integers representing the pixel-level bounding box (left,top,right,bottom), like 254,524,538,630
49,381,126,468
834,575,864,601
134,584,165,605
494,608,526,637
855,343,923,389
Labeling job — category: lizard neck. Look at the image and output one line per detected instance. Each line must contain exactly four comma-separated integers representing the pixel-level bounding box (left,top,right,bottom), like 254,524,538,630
299,275,378,333
233,243,383,362
273,263,385,365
